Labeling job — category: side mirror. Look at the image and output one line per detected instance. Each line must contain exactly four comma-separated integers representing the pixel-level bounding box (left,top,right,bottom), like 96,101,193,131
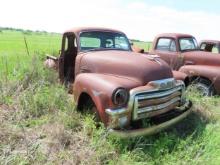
129,40,134,46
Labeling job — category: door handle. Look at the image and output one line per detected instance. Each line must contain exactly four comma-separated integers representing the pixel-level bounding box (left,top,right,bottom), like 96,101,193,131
80,67,91,73
185,60,194,65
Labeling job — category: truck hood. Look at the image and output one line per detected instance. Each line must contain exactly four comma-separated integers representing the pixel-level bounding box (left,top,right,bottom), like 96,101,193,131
182,50,220,66
80,50,173,86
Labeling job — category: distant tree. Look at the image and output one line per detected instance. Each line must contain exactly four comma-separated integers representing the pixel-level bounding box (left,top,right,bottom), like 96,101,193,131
130,39,144,42
23,30,32,35
16,28,24,32
0,26,53,34
42,31,48,35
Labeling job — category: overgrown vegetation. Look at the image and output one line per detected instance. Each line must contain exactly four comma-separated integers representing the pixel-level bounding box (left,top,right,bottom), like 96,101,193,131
0,30,220,164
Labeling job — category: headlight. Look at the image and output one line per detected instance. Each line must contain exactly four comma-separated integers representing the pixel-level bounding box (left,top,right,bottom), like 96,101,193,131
112,88,129,107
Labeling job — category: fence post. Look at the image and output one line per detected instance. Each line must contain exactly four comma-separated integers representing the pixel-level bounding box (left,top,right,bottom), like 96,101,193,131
24,36,30,56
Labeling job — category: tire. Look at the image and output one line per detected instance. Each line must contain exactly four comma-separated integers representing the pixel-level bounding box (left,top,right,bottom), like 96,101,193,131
192,78,215,96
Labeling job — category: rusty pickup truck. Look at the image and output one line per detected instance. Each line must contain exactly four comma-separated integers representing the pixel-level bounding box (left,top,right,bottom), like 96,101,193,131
45,28,191,138
148,33,220,96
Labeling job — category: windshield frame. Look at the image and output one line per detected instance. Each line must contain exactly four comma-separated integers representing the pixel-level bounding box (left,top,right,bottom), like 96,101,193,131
178,37,199,52
78,30,132,52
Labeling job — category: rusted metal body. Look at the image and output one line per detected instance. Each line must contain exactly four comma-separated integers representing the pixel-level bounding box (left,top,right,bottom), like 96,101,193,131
46,28,191,138
150,33,220,95
199,40,220,53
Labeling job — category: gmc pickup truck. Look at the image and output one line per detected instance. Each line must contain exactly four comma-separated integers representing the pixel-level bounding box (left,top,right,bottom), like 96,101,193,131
45,28,191,138
148,33,220,96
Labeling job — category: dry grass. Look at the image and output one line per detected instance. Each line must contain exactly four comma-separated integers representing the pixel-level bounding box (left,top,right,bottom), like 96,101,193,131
0,106,116,164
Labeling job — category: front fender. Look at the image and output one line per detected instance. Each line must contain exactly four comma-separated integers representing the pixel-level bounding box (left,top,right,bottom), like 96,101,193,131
172,70,187,82
179,65,220,93
73,73,141,123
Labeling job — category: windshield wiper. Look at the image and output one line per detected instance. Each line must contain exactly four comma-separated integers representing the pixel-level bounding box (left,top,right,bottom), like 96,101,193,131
82,48,105,52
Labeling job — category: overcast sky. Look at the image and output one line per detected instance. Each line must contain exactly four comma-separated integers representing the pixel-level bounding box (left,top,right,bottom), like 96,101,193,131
1,0,220,41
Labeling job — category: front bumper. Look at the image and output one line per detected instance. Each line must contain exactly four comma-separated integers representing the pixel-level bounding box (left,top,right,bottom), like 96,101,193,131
108,100,192,138
105,78,192,138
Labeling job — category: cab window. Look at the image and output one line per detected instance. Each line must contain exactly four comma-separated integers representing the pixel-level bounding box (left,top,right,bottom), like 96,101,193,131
156,38,176,52
79,31,131,51
200,43,219,54
200,43,206,50
80,36,101,49
179,38,197,51
212,46,219,53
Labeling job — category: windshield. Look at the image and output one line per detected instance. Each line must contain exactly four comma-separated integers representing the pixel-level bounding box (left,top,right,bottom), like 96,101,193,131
179,37,198,51
79,31,131,51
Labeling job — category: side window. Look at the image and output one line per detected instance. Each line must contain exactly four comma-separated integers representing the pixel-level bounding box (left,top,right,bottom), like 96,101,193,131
156,38,176,52
200,43,218,53
212,45,219,54
200,43,206,50
62,34,77,53
64,37,68,51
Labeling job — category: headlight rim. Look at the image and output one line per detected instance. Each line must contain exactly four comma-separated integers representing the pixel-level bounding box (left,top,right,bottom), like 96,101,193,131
112,87,129,107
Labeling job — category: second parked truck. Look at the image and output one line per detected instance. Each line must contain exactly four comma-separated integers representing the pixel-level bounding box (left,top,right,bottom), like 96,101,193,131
147,33,220,96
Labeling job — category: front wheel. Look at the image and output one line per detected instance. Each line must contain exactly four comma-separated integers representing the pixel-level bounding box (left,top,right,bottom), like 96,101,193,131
191,78,215,96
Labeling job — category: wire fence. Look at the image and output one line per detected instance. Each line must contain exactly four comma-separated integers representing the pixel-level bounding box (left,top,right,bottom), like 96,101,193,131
0,32,61,81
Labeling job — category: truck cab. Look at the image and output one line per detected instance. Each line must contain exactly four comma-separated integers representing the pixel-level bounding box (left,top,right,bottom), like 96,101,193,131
46,28,191,138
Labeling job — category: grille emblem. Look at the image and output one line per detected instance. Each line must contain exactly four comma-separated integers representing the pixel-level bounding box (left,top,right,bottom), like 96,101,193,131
149,79,175,90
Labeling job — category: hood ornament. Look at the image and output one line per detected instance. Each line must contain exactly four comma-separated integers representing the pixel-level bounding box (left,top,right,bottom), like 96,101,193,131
146,54,162,66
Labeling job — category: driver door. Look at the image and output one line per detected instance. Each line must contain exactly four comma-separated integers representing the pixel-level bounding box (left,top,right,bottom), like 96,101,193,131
59,34,68,83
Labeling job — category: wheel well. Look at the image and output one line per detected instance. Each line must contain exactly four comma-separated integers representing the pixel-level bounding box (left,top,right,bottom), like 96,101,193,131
188,76,213,85
184,77,190,87
187,76,216,96
77,92,94,111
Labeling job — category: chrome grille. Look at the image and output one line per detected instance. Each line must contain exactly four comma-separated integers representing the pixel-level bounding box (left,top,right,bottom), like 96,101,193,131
132,86,183,120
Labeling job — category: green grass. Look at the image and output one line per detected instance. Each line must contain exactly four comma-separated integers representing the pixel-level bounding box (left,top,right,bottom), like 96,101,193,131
0,30,61,80
132,40,152,52
1,29,220,164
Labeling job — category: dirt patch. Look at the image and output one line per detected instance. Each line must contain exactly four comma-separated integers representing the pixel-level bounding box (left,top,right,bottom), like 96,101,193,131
36,123,99,164
0,118,101,164
0,104,16,123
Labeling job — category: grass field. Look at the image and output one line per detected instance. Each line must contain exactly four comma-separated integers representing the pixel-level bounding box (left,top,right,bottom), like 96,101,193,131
132,40,152,52
1,29,220,164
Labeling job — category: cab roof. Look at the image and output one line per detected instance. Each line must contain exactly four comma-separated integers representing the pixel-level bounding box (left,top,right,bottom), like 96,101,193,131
156,33,194,39
200,40,220,44
64,27,125,35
